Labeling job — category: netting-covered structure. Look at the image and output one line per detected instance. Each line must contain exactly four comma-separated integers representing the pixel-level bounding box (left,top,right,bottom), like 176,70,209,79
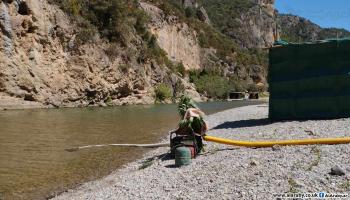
269,39,350,120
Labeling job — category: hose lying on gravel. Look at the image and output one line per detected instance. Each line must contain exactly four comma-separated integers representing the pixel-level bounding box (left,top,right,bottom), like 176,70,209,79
66,135,350,152
204,135,350,148
65,142,170,152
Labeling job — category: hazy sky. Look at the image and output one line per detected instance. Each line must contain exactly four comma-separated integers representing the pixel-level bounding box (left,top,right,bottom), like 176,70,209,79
275,0,350,31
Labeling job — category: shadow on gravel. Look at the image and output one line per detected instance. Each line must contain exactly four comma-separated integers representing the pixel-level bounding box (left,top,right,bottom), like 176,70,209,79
210,147,239,152
164,148,240,168
159,153,173,161
212,118,272,130
146,152,172,162
139,153,173,170
200,147,239,156
165,164,177,168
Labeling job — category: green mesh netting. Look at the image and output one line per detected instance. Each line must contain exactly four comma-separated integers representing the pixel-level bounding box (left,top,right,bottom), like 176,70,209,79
269,39,350,120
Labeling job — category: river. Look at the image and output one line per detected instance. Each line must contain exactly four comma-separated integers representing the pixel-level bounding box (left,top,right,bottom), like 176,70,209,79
0,101,263,199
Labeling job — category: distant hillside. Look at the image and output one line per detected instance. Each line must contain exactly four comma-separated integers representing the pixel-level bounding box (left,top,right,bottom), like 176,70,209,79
199,0,278,49
278,14,350,43
199,0,350,47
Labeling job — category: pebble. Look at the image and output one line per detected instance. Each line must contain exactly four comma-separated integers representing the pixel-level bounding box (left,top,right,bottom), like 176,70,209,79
250,160,259,166
330,165,346,176
272,145,281,151
294,180,305,188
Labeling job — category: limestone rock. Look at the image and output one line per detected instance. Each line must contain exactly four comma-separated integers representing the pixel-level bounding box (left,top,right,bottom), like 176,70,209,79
140,2,202,70
1,0,198,108
202,0,279,48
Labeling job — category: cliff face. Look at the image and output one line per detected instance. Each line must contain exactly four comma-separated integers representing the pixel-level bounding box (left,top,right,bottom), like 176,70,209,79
0,0,271,108
141,1,269,91
200,0,279,48
236,0,279,48
140,2,201,70
0,0,201,108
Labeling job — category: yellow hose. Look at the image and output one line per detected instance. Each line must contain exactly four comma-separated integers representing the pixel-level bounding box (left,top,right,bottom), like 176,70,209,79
203,135,350,148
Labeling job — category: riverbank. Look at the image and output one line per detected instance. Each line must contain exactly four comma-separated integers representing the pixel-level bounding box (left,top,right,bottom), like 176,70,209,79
0,93,268,111
52,104,350,199
0,95,50,110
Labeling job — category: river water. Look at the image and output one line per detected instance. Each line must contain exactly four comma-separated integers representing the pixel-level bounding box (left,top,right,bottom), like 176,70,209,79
0,101,262,199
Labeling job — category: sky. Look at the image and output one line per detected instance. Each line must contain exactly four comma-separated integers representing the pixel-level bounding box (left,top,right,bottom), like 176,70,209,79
275,0,350,31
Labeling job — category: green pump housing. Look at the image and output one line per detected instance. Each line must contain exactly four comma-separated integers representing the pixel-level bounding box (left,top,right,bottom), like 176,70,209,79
175,147,191,167
268,38,350,120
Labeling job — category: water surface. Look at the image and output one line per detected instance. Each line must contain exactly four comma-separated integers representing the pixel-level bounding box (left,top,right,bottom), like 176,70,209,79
0,101,262,199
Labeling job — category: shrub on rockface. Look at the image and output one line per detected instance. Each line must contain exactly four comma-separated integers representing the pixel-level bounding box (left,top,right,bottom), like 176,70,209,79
190,70,259,97
198,0,254,39
190,71,229,99
51,0,149,45
185,7,196,18
176,63,186,77
168,62,186,77
198,75,229,99
229,75,248,92
155,84,172,102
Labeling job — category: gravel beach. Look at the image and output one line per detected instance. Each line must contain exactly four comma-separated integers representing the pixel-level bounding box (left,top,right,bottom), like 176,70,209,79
53,104,350,200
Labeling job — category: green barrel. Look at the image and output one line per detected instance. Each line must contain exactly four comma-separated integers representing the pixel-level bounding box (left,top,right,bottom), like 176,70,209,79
175,147,191,167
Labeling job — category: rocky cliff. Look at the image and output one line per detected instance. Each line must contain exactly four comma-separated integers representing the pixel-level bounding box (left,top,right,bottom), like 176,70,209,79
199,0,279,48
0,0,202,109
141,0,269,95
278,14,350,42
0,0,270,109
140,2,201,70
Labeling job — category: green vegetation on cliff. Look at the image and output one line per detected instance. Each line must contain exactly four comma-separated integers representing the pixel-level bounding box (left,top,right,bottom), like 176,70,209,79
278,14,350,43
53,0,197,84
155,83,172,102
198,0,254,36
51,0,145,44
146,0,268,97
190,73,229,99
51,0,268,99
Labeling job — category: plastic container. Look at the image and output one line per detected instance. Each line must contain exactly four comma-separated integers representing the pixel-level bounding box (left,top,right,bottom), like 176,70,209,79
175,146,191,167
